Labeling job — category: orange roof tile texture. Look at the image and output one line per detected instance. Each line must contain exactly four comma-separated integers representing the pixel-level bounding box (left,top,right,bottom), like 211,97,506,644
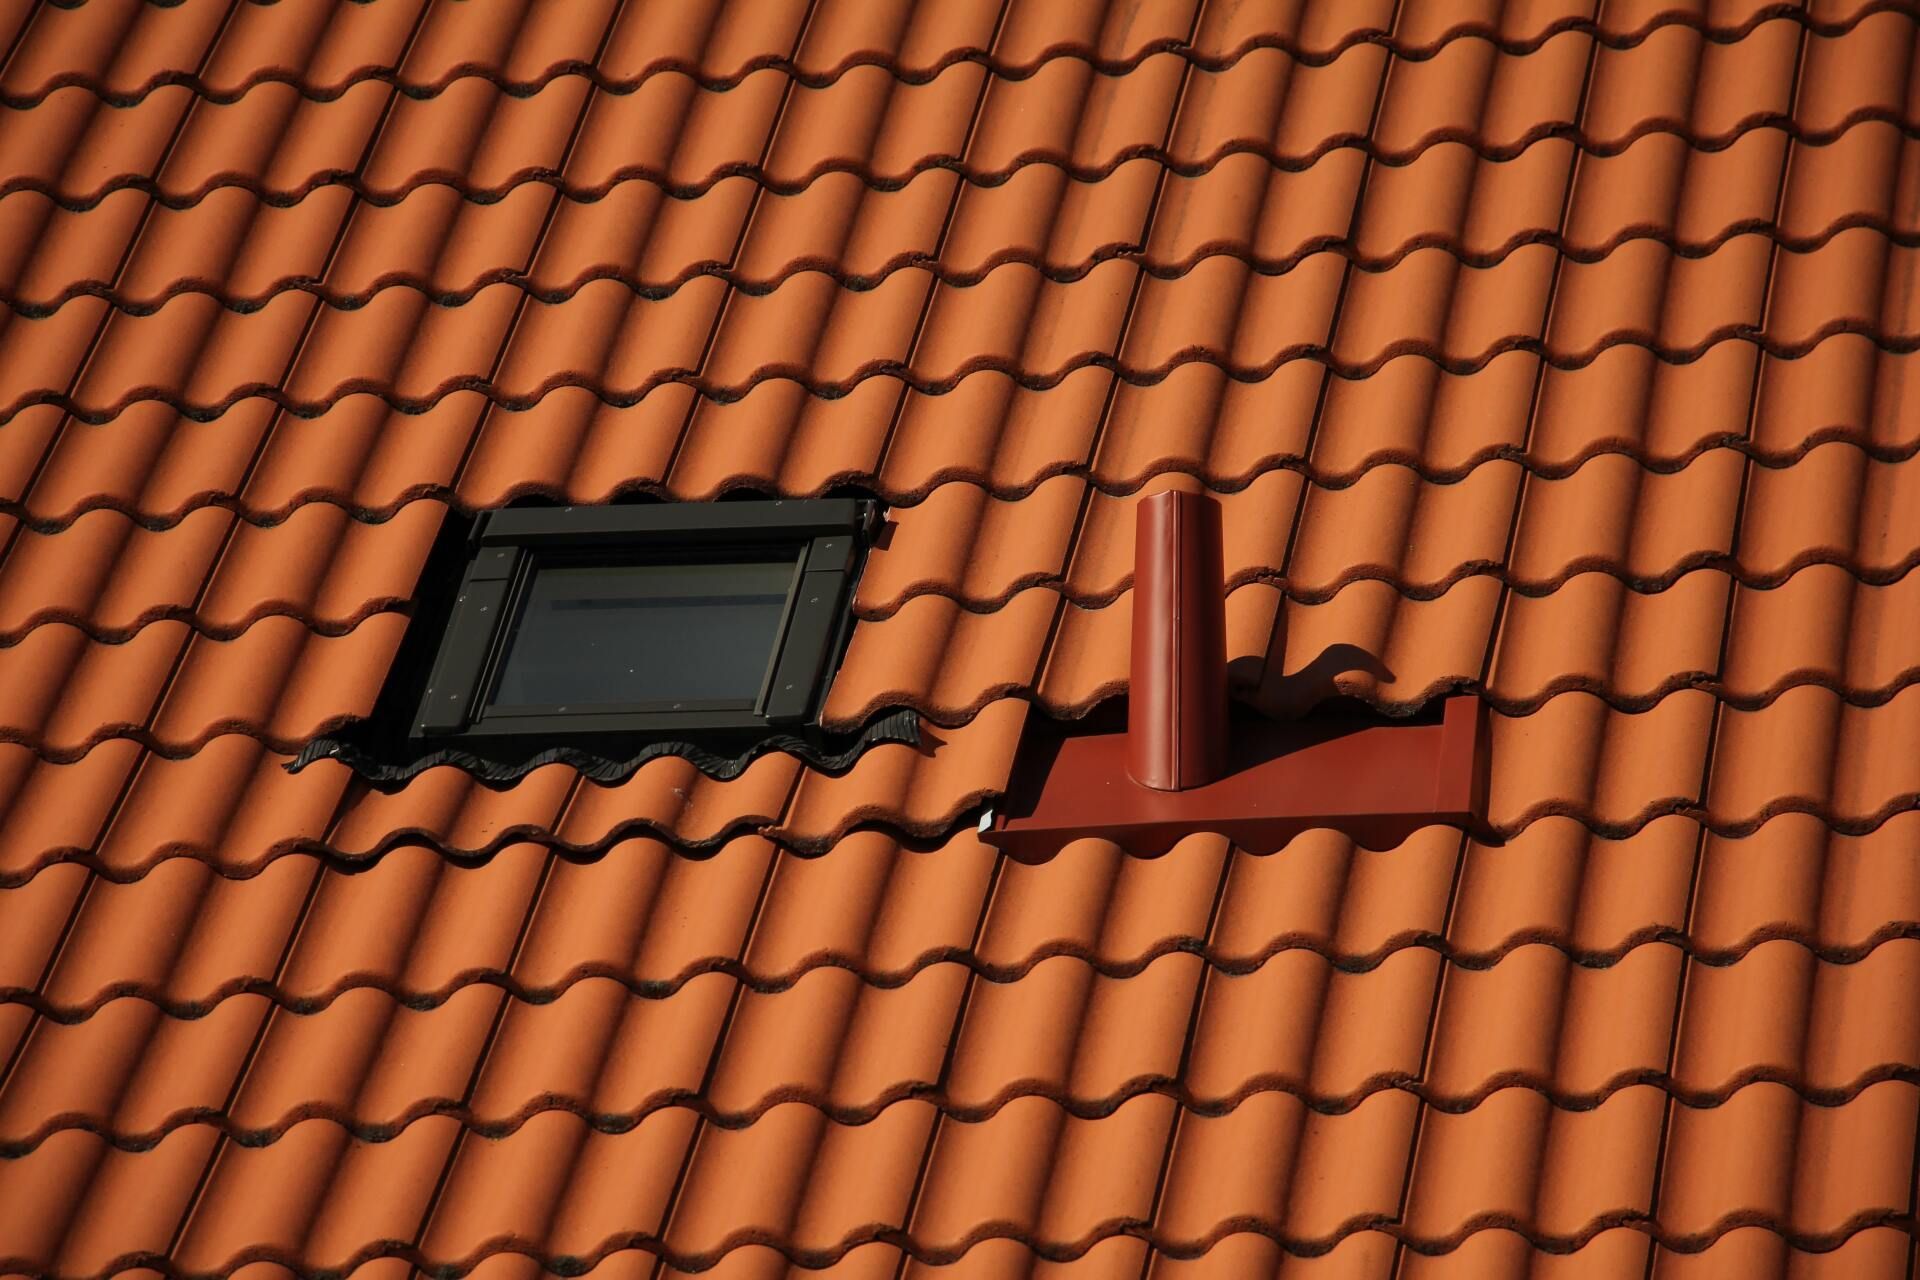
3,0,1920,1276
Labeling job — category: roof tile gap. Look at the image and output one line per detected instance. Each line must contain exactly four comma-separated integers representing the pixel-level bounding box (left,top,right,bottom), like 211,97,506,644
1036,0,1211,690
143,0,450,748
1269,0,1406,612
648,832,790,1258
1903,1081,1920,1278
0,858,103,1092
865,0,1022,488
1697,9,1810,786
762,737,815,845
160,849,329,1261
872,0,1016,1205
1135,830,1238,1273
2,0,253,520
1477,2,1604,693
444,0,634,496
0,4,39,83
400,840,566,1274
43,0,260,744
894,840,1015,1274
76,734,174,881
1079,41,1202,455
1639,13,1811,1252
658,0,834,490
1388,825,1475,1280
1638,815,1715,1280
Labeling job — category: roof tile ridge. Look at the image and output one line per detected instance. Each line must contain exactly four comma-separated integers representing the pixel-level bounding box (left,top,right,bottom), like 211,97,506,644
5,0,1910,108
3,427,1912,533
9,205,1915,320
0,598,409,649
819,665,1920,735
12,319,1920,426
14,663,1920,768
11,920,1914,1025
5,1064,1916,1158
852,548,1920,621
0,1203,1910,1278
11,99,1920,211
1,795,1911,894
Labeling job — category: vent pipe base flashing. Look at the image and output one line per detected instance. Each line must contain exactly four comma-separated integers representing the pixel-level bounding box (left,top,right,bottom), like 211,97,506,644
982,489,1495,857
983,695,1493,857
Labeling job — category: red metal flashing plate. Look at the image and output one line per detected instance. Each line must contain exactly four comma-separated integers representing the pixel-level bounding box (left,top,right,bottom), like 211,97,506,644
983,695,1492,856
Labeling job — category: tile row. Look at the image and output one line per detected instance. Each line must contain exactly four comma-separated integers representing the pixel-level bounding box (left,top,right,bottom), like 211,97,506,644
44,1227,1886,1280
0,498,440,642
857,443,1920,608
1,557,1915,755
7,39,1920,316
555,1228,1918,1280
4,928,1918,1142
834,564,1920,723
0,1083,1912,1276
0,703,1028,882
8,811,1917,1015
0,614,408,759
1179,1228,1916,1280
19,921,1920,1140
8,804,1920,1276
5,814,1920,1139
0,670,1916,883
10,202,1920,420
6,530,1918,758
6,2,1917,212
7,0,1903,107
4,1228,1909,1280
4,801,1917,1265
4,335,1918,528
5,431,1913,627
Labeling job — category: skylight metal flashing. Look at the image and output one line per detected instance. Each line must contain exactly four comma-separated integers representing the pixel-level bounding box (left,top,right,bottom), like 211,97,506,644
290,498,888,784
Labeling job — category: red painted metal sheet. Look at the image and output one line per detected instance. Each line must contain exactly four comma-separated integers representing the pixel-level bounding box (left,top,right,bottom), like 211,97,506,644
985,695,1492,856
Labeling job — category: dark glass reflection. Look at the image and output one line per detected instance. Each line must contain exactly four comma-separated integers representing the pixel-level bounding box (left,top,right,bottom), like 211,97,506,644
489,557,796,710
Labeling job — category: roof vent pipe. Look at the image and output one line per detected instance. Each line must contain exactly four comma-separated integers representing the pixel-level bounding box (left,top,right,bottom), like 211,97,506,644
1127,489,1229,791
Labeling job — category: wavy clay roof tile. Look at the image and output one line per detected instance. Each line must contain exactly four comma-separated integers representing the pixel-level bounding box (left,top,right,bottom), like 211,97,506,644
2,0,1920,1276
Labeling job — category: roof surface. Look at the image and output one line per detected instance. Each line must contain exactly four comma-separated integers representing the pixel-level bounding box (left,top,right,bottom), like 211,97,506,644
2,0,1920,1275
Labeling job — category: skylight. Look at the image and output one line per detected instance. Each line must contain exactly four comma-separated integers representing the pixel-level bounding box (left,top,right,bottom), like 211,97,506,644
409,499,874,755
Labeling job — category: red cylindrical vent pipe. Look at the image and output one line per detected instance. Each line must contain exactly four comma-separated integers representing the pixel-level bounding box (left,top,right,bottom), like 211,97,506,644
1127,489,1229,791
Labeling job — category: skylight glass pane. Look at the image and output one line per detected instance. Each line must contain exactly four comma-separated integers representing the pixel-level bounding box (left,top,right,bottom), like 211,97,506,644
489,557,796,711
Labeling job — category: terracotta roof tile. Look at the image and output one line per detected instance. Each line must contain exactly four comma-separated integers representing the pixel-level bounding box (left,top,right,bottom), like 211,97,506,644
5,0,1920,1274
20,0,1920,111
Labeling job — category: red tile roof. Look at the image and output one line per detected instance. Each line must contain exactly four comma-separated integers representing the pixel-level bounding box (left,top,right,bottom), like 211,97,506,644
4,0,1920,1275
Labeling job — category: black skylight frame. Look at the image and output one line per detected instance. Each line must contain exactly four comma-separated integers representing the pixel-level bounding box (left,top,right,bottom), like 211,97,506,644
410,498,874,756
